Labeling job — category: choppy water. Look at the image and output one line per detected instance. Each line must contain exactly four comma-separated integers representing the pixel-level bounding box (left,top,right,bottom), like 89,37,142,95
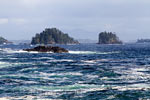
0,43,150,100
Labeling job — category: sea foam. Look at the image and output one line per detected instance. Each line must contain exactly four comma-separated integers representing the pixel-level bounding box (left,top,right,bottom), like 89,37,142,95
69,51,120,54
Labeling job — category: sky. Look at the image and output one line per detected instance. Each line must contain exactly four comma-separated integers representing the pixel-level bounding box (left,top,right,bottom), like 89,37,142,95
0,0,150,42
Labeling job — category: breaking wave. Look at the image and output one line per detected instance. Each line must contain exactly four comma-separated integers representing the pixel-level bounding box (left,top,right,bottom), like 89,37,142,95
69,51,120,54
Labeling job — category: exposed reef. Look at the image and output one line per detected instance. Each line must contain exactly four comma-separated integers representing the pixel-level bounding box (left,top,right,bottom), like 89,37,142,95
23,46,68,53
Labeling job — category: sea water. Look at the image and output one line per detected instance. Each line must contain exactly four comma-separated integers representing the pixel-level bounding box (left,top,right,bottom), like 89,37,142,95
0,43,150,100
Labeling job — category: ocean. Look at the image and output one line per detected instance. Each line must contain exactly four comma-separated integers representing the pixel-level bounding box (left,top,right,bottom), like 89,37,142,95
0,43,150,100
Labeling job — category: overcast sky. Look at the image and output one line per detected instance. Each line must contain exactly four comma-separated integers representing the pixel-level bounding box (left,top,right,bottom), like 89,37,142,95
0,0,150,42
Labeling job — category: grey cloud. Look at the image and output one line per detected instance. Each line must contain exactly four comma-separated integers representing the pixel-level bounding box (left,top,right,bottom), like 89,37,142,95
0,0,150,41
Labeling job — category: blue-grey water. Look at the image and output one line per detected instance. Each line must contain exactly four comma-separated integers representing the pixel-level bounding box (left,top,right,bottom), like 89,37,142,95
0,43,150,100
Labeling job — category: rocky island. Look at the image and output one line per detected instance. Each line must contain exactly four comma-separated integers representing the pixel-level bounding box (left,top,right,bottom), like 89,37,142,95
0,36,12,44
98,32,122,44
31,28,79,45
23,46,68,53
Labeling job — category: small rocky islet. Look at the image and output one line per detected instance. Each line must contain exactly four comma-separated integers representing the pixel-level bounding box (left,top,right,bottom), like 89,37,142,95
23,46,68,53
31,28,79,45
0,36,12,45
98,31,122,44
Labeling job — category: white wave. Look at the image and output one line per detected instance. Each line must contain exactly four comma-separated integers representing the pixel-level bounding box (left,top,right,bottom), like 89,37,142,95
80,59,110,65
0,96,35,100
86,75,99,79
107,95,115,99
9,58,18,60
39,72,83,77
39,57,54,59
47,59,74,62
0,62,28,69
0,62,35,69
0,48,28,53
81,60,97,63
19,67,38,72
32,84,105,92
112,83,150,91
70,63,98,66
0,61,11,68
0,61,8,65
0,97,9,100
0,94,63,100
8,72,81,81
69,51,120,54
12,50,40,54
0,48,54,54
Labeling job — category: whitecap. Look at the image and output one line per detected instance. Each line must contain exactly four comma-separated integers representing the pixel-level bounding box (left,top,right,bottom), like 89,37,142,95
69,51,120,55
0,61,11,68
0,97,10,100
0,48,54,54
39,57,54,59
70,63,97,66
0,96,35,100
0,48,28,53
39,72,83,77
0,62,35,69
19,67,38,72
47,59,74,62
112,83,150,91
86,75,99,79
32,84,106,92
81,60,97,64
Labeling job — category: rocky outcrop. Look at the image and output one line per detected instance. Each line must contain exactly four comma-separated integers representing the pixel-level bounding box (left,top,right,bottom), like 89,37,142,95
31,28,79,45
23,46,68,53
98,32,122,44
0,36,12,44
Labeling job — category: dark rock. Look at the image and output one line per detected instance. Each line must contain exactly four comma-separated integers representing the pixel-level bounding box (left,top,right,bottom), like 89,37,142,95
23,46,68,53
